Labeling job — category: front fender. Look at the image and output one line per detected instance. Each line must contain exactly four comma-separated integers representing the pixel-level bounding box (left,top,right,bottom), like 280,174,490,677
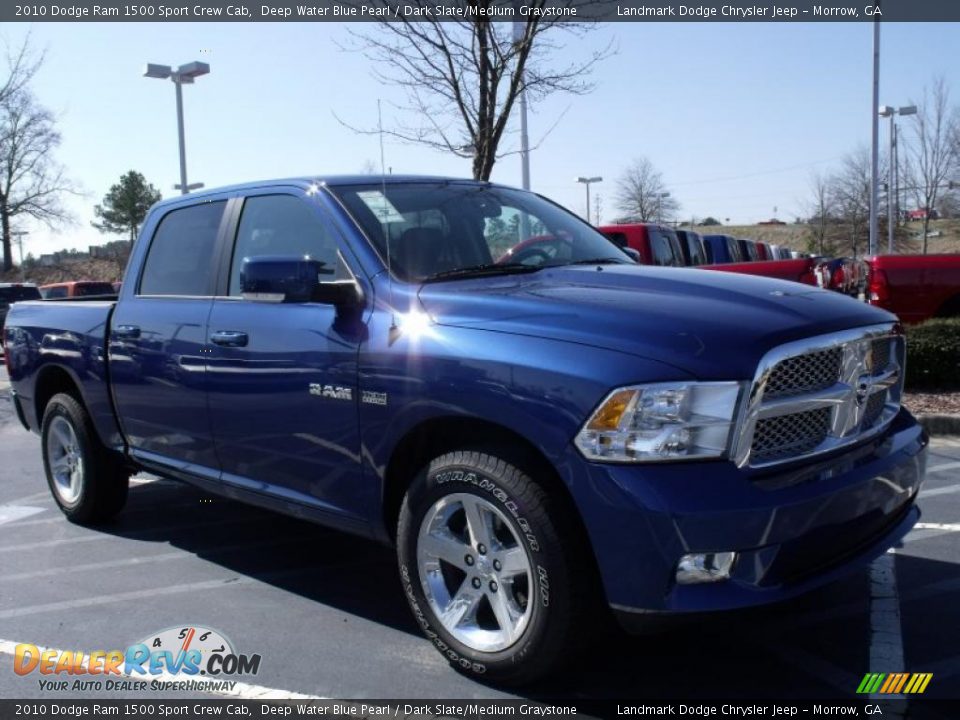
357,315,694,533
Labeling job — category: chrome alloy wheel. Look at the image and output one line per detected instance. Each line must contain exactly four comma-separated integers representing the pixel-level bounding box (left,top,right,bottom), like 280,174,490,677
46,416,83,505
417,492,533,653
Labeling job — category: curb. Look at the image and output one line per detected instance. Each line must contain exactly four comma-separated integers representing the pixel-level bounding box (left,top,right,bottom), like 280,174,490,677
916,414,960,436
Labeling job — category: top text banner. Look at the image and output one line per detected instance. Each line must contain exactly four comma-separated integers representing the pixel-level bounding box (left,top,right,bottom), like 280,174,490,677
3,0,959,22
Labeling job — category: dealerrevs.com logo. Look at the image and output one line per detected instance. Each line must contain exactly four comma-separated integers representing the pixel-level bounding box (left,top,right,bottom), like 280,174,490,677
13,626,262,693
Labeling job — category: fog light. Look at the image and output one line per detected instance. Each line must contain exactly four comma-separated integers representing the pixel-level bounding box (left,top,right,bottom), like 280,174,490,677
676,552,737,585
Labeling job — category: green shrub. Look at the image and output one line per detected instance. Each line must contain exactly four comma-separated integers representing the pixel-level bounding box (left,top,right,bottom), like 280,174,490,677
905,318,960,391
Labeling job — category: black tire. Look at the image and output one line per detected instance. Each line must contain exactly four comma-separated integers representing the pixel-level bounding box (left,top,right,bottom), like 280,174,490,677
41,392,129,524
397,449,590,685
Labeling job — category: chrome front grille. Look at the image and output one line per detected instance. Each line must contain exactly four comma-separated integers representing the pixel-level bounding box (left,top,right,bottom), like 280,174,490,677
764,347,843,398
751,408,832,463
734,324,904,468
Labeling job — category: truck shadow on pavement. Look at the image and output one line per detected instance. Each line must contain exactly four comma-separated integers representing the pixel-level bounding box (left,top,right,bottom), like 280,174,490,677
97,480,960,702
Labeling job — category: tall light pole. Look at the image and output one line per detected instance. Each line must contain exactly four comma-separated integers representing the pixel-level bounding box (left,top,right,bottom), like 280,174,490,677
144,61,210,195
512,21,530,192
868,12,881,256
657,192,671,223
11,230,28,281
513,20,531,240
879,104,917,254
576,177,602,224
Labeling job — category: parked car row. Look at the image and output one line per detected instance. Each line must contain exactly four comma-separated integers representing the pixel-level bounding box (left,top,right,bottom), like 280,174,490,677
595,223,959,321
0,281,121,339
38,280,119,299
0,282,43,335
596,223,854,297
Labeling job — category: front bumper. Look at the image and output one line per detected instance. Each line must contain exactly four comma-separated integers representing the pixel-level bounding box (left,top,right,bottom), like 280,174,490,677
561,408,927,621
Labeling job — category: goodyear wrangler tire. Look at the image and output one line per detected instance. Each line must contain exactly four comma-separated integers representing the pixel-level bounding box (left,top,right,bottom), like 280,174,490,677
41,393,129,525
397,450,587,685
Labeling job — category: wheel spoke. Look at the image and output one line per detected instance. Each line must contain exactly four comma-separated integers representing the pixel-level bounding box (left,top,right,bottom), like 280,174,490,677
53,425,73,452
498,546,529,579
440,579,482,629
462,496,492,549
51,455,71,474
416,490,535,653
420,530,471,570
487,588,519,645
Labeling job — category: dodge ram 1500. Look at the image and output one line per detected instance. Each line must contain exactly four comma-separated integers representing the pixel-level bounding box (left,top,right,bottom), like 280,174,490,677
3,177,928,684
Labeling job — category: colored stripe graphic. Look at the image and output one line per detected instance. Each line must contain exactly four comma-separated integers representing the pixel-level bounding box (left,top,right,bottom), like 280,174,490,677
857,672,933,694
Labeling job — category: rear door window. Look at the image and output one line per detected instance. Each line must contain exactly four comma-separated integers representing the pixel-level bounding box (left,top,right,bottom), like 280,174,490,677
686,236,707,265
650,230,680,266
728,238,744,262
139,201,226,296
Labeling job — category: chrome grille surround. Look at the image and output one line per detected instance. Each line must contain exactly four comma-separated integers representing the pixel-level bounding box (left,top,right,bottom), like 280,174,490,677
732,324,904,469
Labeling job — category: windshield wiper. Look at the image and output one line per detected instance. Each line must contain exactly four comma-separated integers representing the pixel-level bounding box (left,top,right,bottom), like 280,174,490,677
424,263,544,282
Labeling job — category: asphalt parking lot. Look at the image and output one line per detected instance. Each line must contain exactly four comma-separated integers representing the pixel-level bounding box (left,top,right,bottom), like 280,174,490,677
1,366,958,708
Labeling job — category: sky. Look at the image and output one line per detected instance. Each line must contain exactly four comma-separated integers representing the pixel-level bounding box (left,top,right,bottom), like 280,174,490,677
3,19,959,258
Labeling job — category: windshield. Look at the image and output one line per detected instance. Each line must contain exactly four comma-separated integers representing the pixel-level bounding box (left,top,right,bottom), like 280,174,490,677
331,182,629,282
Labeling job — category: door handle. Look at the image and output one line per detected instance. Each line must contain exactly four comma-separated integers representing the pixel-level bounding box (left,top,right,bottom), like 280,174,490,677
114,324,141,339
210,330,249,347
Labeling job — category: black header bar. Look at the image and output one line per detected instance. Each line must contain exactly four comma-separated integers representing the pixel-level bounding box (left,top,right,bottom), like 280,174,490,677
3,0,958,23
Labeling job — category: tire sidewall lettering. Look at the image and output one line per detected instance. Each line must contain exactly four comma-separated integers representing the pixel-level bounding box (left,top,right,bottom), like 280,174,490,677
434,467,541,552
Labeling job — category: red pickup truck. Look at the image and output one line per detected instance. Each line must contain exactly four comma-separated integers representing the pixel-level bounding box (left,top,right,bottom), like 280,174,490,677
866,254,960,323
701,257,820,286
598,223,683,266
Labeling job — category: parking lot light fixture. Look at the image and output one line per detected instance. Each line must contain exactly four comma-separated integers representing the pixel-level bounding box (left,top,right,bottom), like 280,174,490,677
144,60,210,195
657,192,671,224
576,176,602,223
880,104,917,253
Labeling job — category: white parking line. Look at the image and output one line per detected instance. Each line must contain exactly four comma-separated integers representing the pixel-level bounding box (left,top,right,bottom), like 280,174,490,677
0,533,316,582
0,639,325,700
913,522,960,533
0,516,250,553
0,505,44,526
868,551,906,710
920,483,960,498
0,558,387,620
926,461,960,475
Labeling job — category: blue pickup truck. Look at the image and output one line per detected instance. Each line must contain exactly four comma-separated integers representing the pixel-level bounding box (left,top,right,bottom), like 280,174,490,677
3,177,928,684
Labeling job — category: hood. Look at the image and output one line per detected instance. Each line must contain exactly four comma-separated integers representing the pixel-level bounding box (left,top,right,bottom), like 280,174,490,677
417,264,896,380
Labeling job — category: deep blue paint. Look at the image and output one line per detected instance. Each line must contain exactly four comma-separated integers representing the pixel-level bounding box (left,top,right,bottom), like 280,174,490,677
3,176,927,615
703,233,744,264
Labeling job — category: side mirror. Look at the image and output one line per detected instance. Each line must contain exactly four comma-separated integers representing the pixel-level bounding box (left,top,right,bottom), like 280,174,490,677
240,255,360,308
622,247,641,263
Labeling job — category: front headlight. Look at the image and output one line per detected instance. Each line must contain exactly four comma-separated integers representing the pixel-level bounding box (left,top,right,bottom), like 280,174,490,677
574,382,743,463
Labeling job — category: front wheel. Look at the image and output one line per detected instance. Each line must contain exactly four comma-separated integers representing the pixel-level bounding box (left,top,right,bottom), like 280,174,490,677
397,450,590,685
41,393,129,524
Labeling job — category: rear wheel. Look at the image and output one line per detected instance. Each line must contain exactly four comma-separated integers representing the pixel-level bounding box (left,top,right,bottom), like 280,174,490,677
41,393,129,524
397,450,590,685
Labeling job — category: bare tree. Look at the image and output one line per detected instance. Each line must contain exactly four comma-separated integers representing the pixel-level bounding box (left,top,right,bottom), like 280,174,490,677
0,37,43,109
0,90,75,271
341,5,611,180
805,171,836,256
613,157,679,223
903,76,959,253
830,147,886,258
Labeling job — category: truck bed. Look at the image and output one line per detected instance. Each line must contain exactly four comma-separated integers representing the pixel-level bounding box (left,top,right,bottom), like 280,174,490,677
3,299,124,451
